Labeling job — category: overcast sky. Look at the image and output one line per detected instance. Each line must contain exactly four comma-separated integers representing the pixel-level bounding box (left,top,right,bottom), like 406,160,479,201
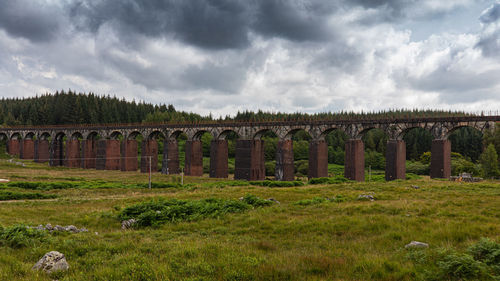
0,0,499,116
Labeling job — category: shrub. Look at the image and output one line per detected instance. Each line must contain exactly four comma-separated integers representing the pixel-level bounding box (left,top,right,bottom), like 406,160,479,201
0,191,57,201
365,150,385,170
451,159,481,176
420,152,431,164
406,161,429,175
436,252,487,280
294,160,308,176
467,238,500,274
480,144,500,178
118,195,273,227
265,161,275,176
0,224,47,248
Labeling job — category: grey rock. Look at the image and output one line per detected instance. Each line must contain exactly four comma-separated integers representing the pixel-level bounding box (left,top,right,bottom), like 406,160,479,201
358,194,375,201
405,241,429,249
411,185,420,189
32,251,69,273
267,198,280,204
45,224,53,231
54,225,65,232
121,218,137,230
65,225,78,233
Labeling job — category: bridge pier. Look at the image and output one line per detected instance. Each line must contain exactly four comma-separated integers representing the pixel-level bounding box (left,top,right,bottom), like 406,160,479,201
81,140,97,169
49,139,64,166
345,139,364,181
276,140,294,181
121,140,138,171
66,140,81,168
308,140,328,178
96,140,120,170
210,140,228,178
141,140,158,173
7,139,20,156
385,140,406,181
20,139,35,159
234,139,265,181
162,139,179,174
34,140,49,163
430,139,451,179
185,140,203,176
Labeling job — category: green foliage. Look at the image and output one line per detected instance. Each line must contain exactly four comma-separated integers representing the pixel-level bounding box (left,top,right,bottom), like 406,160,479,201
480,144,500,178
404,128,433,160
293,140,309,161
449,127,483,162
467,238,500,274
308,176,351,185
365,150,385,170
435,252,487,280
0,224,47,248
294,160,309,176
0,190,56,201
118,195,273,227
451,158,481,176
406,161,430,175
2,181,182,190
249,181,304,187
265,161,275,176
420,152,431,164
328,147,345,165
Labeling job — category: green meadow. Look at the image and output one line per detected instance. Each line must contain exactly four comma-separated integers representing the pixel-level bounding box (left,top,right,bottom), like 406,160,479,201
0,158,499,281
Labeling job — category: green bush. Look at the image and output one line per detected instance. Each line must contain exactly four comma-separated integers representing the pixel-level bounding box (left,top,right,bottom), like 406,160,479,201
265,161,275,176
467,238,500,274
118,194,273,227
249,181,304,187
436,252,487,280
451,159,481,176
0,224,48,248
365,150,385,170
308,176,351,185
406,161,429,175
294,160,308,176
0,191,57,201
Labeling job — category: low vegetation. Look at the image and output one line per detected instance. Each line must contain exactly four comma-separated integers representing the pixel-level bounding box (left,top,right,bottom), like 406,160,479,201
0,160,499,280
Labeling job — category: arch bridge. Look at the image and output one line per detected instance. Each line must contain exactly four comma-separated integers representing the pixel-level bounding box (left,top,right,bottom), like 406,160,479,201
1,116,498,181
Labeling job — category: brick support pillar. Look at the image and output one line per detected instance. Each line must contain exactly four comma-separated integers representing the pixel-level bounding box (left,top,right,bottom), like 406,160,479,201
430,139,451,179
141,140,158,173
185,140,203,176
34,140,49,163
345,139,365,181
234,139,265,181
385,140,406,181
81,140,97,169
7,139,20,156
49,139,64,166
65,140,81,168
308,140,328,178
121,140,138,171
20,139,35,159
276,140,294,181
96,140,121,170
210,140,228,178
162,140,179,174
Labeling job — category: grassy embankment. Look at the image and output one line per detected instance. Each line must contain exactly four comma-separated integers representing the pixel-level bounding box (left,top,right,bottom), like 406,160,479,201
0,157,499,280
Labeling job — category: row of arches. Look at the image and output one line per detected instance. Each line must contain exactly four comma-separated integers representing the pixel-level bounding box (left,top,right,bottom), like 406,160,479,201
1,124,489,181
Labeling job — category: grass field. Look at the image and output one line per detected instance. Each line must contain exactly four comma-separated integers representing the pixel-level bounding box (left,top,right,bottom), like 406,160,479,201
0,157,499,280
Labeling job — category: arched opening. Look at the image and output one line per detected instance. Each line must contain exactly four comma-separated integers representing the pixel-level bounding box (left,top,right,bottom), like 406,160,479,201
360,128,388,179
50,132,66,166
18,132,35,160
322,129,349,177
402,127,433,177
448,126,484,177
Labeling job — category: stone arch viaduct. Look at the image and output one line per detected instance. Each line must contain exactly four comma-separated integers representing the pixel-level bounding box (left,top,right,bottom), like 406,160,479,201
1,116,498,181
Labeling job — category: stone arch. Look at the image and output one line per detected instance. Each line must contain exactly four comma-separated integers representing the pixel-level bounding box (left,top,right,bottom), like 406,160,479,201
168,130,186,140
10,132,21,140
25,132,36,140
54,132,66,140
253,128,278,139
109,131,123,140
86,131,99,140
70,132,83,140
148,130,166,140
39,132,51,140
0,132,8,141
217,129,240,140
192,130,210,141
127,131,143,140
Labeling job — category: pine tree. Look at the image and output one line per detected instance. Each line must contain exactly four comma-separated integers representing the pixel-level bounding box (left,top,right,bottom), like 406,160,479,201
480,144,499,178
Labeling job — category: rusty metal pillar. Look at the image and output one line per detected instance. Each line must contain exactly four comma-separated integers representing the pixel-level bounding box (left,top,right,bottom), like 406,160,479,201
308,140,328,178
430,139,451,179
65,140,81,168
344,139,365,181
162,139,179,174
81,140,97,169
276,140,294,181
185,140,203,176
49,139,64,166
20,139,35,159
141,140,158,173
96,140,121,170
121,139,138,172
209,140,228,178
234,139,265,181
385,140,406,181
34,140,49,163
7,139,20,156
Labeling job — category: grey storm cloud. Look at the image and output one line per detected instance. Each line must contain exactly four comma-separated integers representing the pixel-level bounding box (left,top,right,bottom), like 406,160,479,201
0,0,62,42
476,2,500,58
